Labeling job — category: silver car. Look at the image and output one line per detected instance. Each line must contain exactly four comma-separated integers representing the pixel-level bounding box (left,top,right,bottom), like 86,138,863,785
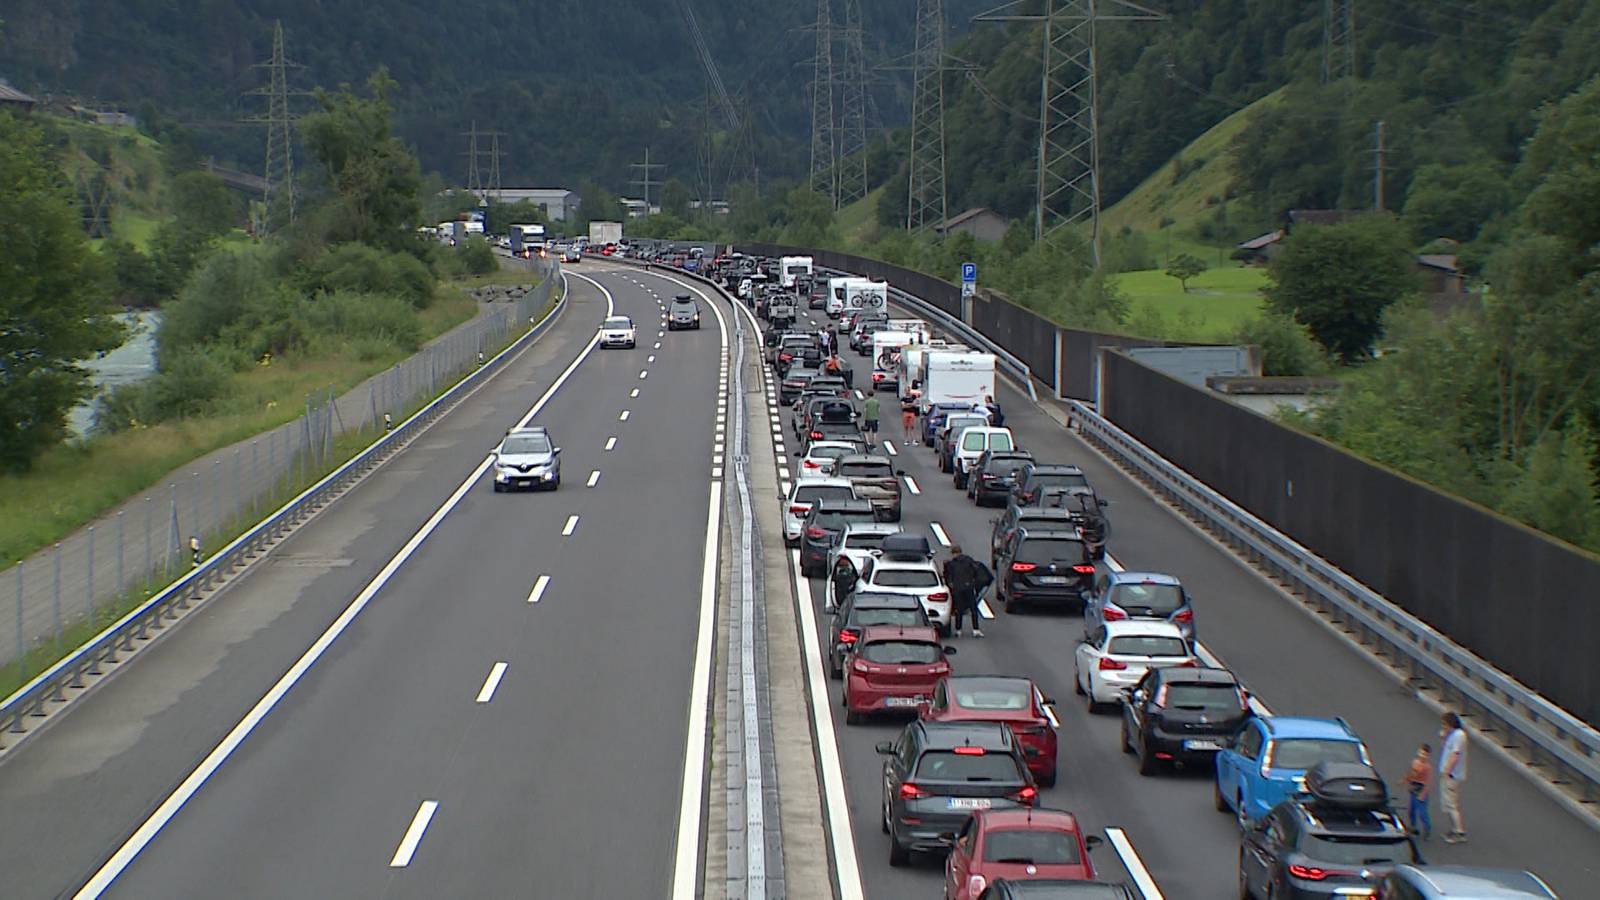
492,426,562,492
600,315,636,349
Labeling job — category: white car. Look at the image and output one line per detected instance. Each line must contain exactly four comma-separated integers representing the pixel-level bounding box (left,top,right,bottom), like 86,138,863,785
783,477,858,546
600,315,637,349
491,425,561,492
797,440,860,479
854,554,951,633
824,523,903,610
1073,621,1198,711
950,425,1016,489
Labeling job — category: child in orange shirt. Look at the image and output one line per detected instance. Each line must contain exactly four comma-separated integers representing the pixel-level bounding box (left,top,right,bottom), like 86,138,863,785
1403,743,1433,840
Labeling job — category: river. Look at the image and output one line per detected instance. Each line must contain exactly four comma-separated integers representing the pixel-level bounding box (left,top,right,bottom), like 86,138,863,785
68,310,161,438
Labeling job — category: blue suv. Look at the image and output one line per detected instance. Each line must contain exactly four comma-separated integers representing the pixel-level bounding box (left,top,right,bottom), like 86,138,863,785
1083,571,1195,644
1215,716,1371,828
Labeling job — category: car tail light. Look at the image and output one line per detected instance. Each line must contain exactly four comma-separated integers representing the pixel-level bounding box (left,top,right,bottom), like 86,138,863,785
802,460,821,469
839,628,860,644
1098,657,1127,671
967,875,988,897
1288,864,1331,881
1071,564,1095,575
811,431,822,439
1172,608,1194,624
1011,562,1037,573
899,782,930,800
853,659,872,674
789,505,809,515
780,353,792,362
927,591,949,602
952,746,986,756
1010,786,1038,805
806,527,826,539
1102,607,1127,622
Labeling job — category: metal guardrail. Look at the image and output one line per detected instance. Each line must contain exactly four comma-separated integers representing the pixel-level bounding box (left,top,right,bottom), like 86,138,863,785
0,264,565,749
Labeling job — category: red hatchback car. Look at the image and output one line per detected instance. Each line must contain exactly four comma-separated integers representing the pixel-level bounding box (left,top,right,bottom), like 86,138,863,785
922,675,1059,786
943,808,1100,900
844,626,955,724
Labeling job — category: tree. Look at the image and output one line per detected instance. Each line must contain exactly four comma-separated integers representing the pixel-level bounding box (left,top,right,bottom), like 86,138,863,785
298,68,423,249
1402,160,1509,244
1234,311,1328,376
779,186,835,247
1165,253,1207,292
1264,217,1418,363
660,178,692,218
0,112,123,470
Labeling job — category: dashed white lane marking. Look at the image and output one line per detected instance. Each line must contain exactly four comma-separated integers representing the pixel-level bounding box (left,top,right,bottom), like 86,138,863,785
389,801,439,868
778,465,791,480
1105,827,1165,900
715,443,726,454
587,470,601,488
717,414,727,424
605,437,618,451
854,389,864,400
658,330,665,337
882,441,898,457
631,388,641,398
562,515,580,536
475,662,508,703
619,410,631,422
929,521,951,547
903,475,921,495
527,575,550,604
713,467,724,478
654,342,662,349
978,598,995,620
648,355,656,363
640,370,649,379
780,480,792,495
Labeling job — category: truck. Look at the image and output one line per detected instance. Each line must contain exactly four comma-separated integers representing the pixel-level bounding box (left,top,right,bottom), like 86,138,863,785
589,220,624,247
508,223,547,257
779,255,815,290
918,350,996,412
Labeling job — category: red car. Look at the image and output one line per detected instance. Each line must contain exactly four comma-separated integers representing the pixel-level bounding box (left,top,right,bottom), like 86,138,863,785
843,626,954,725
922,675,1059,786
943,808,1100,900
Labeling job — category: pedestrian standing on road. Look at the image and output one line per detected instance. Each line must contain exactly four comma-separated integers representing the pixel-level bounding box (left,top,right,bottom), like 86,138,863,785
984,395,1005,428
1403,742,1433,840
900,392,919,445
1438,712,1469,843
862,394,881,445
829,555,858,612
941,545,993,638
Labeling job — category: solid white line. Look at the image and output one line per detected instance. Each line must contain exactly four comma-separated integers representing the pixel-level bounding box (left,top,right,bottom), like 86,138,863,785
929,521,951,547
1105,827,1165,900
605,437,618,451
882,441,898,457
903,475,921,495
587,470,600,488
389,801,439,868
620,410,631,421
562,515,579,536
72,273,617,898
475,662,508,703
527,575,550,604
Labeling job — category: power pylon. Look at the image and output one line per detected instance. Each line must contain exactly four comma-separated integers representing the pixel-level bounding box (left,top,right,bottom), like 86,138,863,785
488,132,504,196
630,146,665,210
907,0,948,234
244,21,308,235
1323,0,1356,83
807,0,838,205
837,0,870,206
976,0,1162,265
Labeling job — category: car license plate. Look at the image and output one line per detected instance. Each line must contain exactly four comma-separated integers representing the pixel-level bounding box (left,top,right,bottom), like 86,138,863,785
1183,739,1221,751
947,798,992,810
884,697,921,708
1037,575,1070,585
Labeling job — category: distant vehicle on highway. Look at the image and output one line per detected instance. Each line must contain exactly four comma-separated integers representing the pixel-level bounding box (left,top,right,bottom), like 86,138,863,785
799,498,878,577
667,294,701,330
969,450,1036,507
491,426,561,492
1072,621,1197,712
797,439,860,478
878,720,1038,867
599,315,636,349
952,426,1017,490
857,535,951,632
1214,715,1373,828
922,675,1059,786
834,453,903,522
943,808,1102,900
1119,665,1250,775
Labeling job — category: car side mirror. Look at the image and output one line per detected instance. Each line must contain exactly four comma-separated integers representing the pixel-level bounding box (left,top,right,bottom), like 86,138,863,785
1098,499,1111,507
942,646,958,655
1041,696,1055,706
1084,835,1104,851
875,741,895,755
552,447,562,455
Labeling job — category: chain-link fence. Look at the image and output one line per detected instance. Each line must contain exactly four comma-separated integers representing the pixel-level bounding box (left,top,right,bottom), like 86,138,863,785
2,261,557,685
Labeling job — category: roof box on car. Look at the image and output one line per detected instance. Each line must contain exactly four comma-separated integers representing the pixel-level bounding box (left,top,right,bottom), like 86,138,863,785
1303,762,1388,811
879,533,933,561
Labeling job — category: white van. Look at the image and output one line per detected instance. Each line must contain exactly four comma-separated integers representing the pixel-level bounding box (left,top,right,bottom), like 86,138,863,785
826,276,858,318
870,331,921,392
921,350,997,412
780,256,814,289
950,426,1016,489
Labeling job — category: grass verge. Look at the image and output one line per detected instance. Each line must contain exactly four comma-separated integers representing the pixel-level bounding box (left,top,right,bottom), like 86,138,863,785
1111,265,1268,341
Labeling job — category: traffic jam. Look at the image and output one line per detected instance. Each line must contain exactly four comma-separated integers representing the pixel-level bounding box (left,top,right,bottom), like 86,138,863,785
692,250,1559,900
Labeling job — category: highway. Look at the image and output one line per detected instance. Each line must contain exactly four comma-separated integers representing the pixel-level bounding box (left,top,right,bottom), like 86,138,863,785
770,303,1600,899
0,265,726,898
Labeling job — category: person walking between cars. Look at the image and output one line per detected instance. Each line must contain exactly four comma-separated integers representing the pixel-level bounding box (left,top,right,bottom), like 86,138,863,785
824,353,843,377
942,545,993,638
829,555,858,612
862,394,880,445
1438,713,1469,843
984,395,1005,428
1403,742,1432,840
900,392,919,445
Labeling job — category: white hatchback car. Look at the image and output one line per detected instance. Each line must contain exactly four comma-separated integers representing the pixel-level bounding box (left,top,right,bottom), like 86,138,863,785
600,315,637,349
824,523,903,609
797,440,861,479
1073,621,1198,712
855,554,951,633
783,477,858,545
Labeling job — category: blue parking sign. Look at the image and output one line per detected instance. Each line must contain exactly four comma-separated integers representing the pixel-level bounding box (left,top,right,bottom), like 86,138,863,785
961,262,977,282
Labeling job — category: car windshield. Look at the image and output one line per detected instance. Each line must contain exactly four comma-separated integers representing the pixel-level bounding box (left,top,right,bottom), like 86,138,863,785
983,829,1082,865
501,434,551,454
837,462,892,478
671,300,695,309
1267,738,1365,770
1297,834,1417,866
860,641,940,665
811,447,853,461
845,533,889,550
953,686,1031,711
874,569,939,588
1016,537,1085,565
1164,683,1244,710
1032,472,1090,489
855,609,925,627
1109,583,1184,615
988,459,1030,476
1106,636,1190,658
946,416,987,433
914,751,1023,783
814,511,876,531
603,317,632,329
795,485,855,504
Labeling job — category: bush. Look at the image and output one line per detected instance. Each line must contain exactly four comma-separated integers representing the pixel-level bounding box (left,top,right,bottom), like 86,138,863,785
157,246,284,363
303,242,436,308
303,290,422,352
1234,311,1330,376
146,347,234,420
455,236,498,276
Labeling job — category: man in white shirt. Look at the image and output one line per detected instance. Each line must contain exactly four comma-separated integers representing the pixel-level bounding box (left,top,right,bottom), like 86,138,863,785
1438,711,1469,843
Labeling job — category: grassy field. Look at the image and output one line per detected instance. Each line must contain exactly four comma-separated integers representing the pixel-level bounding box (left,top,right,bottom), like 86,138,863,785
0,287,481,567
833,188,884,246
1111,264,1268,341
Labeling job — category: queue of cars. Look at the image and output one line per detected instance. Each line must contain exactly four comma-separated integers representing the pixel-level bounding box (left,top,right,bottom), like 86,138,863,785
738,254,1557,900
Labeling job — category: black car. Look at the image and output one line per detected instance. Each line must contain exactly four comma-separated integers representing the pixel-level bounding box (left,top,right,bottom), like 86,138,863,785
994,527,1095,612
1239,764,1421,900
666,294,701,330
968,450,1036,507
979,882,1136,900
799,499,878,577
990,507,1082,569
829,591,929,679
1119,666,1252,774
1013,464,1092,506
877,721,1037,866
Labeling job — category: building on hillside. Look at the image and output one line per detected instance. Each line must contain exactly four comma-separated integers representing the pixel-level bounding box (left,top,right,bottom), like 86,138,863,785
1416,254,1467,294
1233,212,1470,295
0,82,39,114
936,207,1010,242
481,188,580,221
688,199,730,215
619,197,659,218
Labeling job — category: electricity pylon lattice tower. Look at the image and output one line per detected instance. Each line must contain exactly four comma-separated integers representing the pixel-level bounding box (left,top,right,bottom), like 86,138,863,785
907,0,948,233
975,0,1162,265
837,0,870,206
245,21,308,235
1323,0,1356,83
808,0,838,205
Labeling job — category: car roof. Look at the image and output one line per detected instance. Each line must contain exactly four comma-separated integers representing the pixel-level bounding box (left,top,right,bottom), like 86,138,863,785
805,441,859,452
1393,866,1558,898
916,720,1015,750
1152,666,1238,686
1289,802,1406,837
858,624,941,643
871,556,938,571
841,522,901,536
977,808,1081,832
1260,716,1360,741
812,498,875,512
837,454,892,465
604,316,633,324
1100,620,1186,639
1016,526,1085,541
1106,571,1182,587
847,591,924,610
945,674,1035,694
1026,464,1085,475
790,477,853,493
506,424,548,434
991,882,1133,899
1013,509,1080,522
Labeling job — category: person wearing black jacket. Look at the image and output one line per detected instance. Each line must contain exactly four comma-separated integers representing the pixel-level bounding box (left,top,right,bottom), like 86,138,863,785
983,395,1005,428
829,555,858,612
941,544,994,638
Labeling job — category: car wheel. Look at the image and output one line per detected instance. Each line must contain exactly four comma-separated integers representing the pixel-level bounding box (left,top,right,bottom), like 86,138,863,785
1073,664,1085,695
1136,735,1158,775
829,651,842,680
1039,767,1057,789
882,796,891,834
1119,719,1134,754
888,835,911,868
1236,793,1249,831
1214,777,1231,812
492,482,504,493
